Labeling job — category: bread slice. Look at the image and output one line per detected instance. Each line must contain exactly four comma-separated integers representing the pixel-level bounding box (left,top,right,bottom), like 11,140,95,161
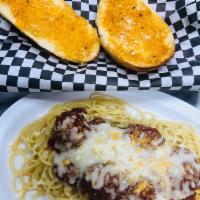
0,0,100,63
96,0,175,71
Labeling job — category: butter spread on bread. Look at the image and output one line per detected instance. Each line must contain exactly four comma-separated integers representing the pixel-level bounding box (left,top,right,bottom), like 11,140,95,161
97,0,175,71
0,0,100,63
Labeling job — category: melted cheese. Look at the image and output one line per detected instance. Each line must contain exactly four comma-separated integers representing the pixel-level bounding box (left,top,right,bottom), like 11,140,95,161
54,123,200,199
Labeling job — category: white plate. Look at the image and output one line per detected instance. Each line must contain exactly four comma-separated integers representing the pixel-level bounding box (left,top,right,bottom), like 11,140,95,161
0,91,200,200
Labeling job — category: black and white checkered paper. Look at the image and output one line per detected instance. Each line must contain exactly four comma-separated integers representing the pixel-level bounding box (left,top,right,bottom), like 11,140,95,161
0,0,200,91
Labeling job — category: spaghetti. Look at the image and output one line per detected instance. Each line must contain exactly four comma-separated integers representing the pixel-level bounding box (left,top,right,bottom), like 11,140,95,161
9,93,200,200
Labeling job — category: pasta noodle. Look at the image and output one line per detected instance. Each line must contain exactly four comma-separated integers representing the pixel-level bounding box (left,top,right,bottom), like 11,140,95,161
9,93,200,200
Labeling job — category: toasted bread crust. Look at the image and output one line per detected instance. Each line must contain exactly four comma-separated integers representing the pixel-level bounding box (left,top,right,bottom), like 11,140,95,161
96,0,175,71
0,0,100,63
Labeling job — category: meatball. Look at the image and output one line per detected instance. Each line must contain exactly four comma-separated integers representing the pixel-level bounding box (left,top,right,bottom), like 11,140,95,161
80,163,155,200
80,163,121,200
170,147,200,199
48,109,106,152
182,162,200,189
173,147,200,191
80,174,120,200
128,124,165,148
48,108,90,152
54,161,79,186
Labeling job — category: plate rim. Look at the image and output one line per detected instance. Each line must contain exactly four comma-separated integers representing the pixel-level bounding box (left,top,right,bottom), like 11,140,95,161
1,91,200,124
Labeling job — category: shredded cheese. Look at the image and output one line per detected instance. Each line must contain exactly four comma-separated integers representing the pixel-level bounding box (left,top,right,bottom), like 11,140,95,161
54,123,200,199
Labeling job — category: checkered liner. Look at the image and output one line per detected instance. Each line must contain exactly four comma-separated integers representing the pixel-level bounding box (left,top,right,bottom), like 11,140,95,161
0,0,200,91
